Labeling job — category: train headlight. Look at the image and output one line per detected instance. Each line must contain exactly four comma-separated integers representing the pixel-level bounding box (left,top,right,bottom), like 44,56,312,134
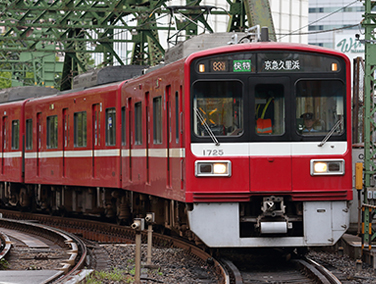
314,162,327,173
195,160,231,177
213,163,227,174
310,159,345,176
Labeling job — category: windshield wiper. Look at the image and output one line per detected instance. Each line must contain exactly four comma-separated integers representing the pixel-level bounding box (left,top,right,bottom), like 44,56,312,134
194,107,220,146
318,119,342,147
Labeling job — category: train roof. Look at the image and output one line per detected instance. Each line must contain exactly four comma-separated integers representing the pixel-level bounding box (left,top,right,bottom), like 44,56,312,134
165,32,248,64
0,86,58,103
72,65,147,89
182,39,350,66
166,32,349,65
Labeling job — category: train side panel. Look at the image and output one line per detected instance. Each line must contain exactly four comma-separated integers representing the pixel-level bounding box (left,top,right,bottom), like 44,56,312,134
121,60,186,201
0,101,25,183
24,83,123,189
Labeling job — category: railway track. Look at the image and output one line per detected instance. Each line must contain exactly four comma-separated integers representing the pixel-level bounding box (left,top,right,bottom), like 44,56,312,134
0,209,351,284
220,249,343,284
0,209,228,283
0,217,89,283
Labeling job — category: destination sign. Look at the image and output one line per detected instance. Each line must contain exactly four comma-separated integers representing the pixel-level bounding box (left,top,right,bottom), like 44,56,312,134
263,59,300,71
196,52,342,74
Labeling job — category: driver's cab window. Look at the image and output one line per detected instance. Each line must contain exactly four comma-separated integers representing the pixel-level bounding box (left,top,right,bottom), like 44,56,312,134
296,80,345,135
255,84,285,135
193,81,243,137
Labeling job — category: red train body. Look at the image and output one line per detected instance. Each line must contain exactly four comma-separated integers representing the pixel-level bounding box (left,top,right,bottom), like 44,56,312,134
0,34,352,248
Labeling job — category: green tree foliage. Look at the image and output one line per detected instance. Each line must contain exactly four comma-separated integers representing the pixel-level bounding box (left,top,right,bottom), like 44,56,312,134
0,71,11,90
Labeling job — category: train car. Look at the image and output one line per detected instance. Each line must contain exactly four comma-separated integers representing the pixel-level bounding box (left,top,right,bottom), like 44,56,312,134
183,36,352,248
0,100,25,184
0,32,352,248
0,87,58,208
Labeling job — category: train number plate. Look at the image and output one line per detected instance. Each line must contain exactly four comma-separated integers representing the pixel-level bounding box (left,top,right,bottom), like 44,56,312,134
202,149,224,156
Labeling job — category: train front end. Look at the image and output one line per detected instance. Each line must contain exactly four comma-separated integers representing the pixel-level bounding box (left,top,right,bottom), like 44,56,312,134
184,42,352,248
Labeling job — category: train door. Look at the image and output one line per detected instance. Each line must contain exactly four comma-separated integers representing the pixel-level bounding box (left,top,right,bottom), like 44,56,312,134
1,116,7,175
128,98,132,181
178,86,184,191
166,86,171,188
36,112,41,176
169,89,181,190
250,77,292,192
62,108,68,177
92,103,101,178
145,92,150,184
174,89,183,190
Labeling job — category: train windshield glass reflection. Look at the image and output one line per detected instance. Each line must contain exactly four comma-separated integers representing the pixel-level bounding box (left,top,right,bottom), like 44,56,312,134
193,81,243,137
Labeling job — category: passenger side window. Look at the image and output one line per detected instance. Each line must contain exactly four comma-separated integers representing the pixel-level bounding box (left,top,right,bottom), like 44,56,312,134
135,102,142,145
106,108,116,146
74,111,87,147
26,119,33,150
121,106,126,146
47,115,58,148
11,120,19,150
153,97,162,144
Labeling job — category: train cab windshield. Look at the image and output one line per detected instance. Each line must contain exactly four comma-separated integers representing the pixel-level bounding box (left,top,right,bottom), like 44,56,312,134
296,80,345,136
193,81,243,137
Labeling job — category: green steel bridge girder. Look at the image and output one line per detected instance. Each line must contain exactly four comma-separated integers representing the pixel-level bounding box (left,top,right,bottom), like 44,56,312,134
0,0,275,55
0,0,276,89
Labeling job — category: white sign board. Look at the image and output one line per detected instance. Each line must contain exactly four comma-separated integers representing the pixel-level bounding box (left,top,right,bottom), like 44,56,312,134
334,32,364,61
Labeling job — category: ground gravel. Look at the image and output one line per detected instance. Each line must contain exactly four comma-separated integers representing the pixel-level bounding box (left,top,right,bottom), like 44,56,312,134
93,244,376,284
92,244,220,284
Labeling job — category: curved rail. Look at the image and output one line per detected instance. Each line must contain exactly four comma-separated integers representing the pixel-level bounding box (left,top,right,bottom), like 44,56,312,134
305,257,342,284
292,257,342,284
219,253,342,284
0,210,228,283
0,218,86,282
220,258,242,284
46,226,88,284
0,230,11,262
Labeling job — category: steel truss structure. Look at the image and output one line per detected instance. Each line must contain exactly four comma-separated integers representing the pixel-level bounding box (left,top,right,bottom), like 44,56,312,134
0,0,275,89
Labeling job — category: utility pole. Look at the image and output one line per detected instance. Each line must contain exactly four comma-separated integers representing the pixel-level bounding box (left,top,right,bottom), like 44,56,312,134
361,0,376,252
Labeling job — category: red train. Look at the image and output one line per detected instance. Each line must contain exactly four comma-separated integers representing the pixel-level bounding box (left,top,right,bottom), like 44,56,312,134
0,33,352,248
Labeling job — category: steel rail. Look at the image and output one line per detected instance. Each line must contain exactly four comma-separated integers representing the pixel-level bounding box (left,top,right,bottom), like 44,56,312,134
0,230,11,262
0,217,85,282
292,257,342,284
0,209,228,283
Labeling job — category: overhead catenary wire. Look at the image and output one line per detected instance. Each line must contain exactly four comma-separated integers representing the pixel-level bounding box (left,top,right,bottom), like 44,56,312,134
276,23,361,36
277,0,360,40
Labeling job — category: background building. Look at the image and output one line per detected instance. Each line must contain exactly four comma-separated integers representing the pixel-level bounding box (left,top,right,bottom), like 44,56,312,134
308,0,365,77
308,0,363,48
270,0,309,43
